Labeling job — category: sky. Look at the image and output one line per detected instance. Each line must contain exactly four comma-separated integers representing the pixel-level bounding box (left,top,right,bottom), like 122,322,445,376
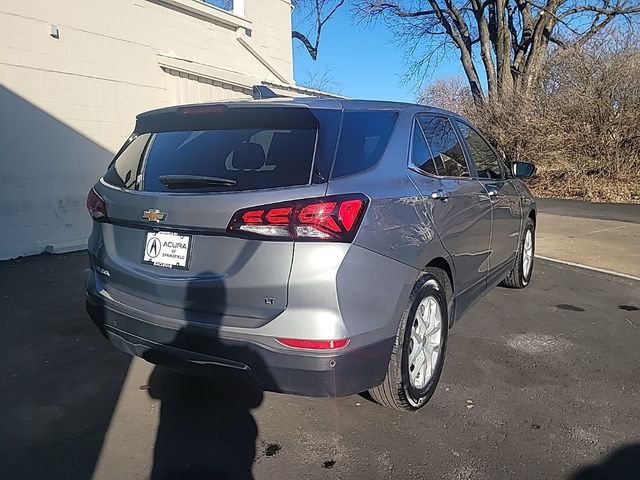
292,6,464,102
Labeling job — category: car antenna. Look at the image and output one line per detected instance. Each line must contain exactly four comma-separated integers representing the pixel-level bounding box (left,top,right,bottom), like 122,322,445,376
252,85,282,100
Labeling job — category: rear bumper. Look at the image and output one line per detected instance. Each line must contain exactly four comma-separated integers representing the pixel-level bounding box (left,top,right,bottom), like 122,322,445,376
86,291,394,397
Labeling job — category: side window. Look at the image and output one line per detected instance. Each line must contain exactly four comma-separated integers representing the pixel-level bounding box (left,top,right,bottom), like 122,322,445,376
103,133,151,189
411,120,438,175
455,122,505,180
331,111,398,178
418,116,469,177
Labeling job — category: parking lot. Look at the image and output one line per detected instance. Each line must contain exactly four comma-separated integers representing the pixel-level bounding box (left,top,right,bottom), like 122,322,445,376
2,248,639,480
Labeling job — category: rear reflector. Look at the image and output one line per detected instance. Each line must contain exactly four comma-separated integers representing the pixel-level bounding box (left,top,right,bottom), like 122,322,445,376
86,188,107,220
227,194,368,242
276,338,350,350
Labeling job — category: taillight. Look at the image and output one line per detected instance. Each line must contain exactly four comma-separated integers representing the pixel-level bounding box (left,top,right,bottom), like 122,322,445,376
227,194,368,242
276,338,350,350
86,188,107,220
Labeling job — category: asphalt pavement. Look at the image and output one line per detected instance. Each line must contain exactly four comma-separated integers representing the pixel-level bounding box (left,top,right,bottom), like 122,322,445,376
1,251,639,480
537,198,640,224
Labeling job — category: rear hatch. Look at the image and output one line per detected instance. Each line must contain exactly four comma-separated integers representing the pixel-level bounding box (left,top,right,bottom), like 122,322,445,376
91,104,341,326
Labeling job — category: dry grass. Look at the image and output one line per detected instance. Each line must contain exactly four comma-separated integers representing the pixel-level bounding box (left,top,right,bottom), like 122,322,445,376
529,170,640,203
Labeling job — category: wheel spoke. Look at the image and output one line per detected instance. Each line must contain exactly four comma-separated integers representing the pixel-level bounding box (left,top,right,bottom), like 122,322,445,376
412,349,427,387
425,318,441,337
408,338,421,365
417,305,429,333
419,355,429,387
430,345,440,372
416,305,425,331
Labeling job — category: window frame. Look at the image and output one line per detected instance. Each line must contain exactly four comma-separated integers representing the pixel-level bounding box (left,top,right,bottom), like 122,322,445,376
152,0,250,28
452,119,511,181
408,113,477,180
408,118,440,177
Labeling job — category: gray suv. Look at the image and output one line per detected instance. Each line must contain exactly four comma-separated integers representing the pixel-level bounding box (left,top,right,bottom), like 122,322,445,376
86,96,536,411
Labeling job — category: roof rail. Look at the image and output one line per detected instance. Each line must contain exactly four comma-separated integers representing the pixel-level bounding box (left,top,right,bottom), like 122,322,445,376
252,85,280,100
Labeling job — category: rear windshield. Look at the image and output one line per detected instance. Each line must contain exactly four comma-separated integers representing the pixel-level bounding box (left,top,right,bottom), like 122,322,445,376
104,108,321,193
102,107,397,191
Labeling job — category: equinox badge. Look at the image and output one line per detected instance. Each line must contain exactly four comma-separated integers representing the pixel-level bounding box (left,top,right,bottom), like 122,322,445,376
142,209,167,222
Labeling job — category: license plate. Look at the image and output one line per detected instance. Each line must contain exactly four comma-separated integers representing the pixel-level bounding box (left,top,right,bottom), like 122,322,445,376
143,231,191,269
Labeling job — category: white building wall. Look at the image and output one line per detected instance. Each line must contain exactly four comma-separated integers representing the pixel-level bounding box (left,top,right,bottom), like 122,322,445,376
0,0,294,259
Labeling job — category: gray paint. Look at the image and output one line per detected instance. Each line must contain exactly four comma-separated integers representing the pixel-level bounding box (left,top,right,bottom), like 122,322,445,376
86,97,536,396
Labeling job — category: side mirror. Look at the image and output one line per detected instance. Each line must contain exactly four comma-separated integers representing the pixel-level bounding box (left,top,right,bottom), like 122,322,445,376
511,161,535,178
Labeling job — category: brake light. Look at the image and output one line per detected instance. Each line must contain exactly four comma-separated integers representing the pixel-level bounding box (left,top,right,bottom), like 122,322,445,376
177,105,228,115
276,338,350,350
86,188,107,220
227,194,368,242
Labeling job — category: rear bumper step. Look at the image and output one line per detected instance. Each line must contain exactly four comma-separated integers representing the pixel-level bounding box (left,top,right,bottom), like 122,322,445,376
86,293,393,397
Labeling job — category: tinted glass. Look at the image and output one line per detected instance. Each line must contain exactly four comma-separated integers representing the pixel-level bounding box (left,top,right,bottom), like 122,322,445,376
103,108,323,192
418,116,469,177
412,121,438,175
141,127,317,192
456,122,505,180
103,134,151,189
331,111,398,178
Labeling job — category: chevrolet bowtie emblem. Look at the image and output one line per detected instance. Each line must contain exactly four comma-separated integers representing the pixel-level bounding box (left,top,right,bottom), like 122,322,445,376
142,209,167,222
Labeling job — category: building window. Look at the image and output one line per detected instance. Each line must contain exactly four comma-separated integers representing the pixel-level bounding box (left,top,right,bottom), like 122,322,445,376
202,0,233,12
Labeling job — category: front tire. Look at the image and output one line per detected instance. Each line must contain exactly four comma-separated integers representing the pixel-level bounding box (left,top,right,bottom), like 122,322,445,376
501,217,535,288
369,268,449,411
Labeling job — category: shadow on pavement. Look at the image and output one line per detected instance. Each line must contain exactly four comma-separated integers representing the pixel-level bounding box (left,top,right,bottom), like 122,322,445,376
570,443,640,480
0,252,131,480
144,271,276,480
147,366,263,480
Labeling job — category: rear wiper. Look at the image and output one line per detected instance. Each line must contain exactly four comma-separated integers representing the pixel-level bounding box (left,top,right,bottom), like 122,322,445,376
159,175,237,189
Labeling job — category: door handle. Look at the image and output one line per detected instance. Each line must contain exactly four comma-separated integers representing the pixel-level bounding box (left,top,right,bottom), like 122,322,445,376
431,189,451,201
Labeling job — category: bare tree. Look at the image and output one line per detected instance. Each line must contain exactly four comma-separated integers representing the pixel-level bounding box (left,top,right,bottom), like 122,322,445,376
418,32,640,202
301,67,344,92
292,0,346,60
417,75,471,111
357,0,640,103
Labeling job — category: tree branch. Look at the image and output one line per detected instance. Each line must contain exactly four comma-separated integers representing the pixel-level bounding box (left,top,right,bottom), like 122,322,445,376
360,2,437,17
292,0,346,60
560,3,640,19
320,0,345,26
292,30,318,59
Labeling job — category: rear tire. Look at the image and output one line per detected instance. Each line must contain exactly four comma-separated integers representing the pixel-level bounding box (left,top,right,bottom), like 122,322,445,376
501,217,535,289
369,268,449,411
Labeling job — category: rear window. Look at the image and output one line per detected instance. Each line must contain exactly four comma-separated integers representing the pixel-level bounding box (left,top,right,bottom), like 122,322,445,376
331,111,398,178
104,108,321,193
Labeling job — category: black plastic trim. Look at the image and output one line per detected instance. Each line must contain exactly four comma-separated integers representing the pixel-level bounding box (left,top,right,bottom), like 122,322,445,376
86,293,393,397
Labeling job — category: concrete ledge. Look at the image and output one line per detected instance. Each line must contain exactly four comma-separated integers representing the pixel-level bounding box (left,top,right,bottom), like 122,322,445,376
156,53,256,92
44,242,87,255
